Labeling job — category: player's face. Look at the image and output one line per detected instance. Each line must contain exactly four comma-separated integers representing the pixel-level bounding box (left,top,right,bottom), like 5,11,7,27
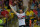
19,10,23,13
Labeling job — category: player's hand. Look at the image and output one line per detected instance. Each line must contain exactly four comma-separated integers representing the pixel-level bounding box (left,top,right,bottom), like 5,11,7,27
9,4,11,6
9,3,11,6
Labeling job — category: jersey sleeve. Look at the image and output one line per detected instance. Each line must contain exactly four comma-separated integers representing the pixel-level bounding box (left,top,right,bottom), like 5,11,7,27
24,12,26,15
16,13,19,16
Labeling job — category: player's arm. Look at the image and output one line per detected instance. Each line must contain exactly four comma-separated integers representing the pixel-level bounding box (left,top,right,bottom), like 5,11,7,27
9,5,17,14
24,8,28,13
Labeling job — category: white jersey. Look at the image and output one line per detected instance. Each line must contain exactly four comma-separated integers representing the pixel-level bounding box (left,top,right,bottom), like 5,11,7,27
10,5,25,26
16,12,25,26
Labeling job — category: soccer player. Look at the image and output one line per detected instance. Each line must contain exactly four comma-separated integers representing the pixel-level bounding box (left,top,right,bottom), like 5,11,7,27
9,4,26,27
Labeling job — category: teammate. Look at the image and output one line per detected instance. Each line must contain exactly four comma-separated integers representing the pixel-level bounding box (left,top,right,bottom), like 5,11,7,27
9,4,27,27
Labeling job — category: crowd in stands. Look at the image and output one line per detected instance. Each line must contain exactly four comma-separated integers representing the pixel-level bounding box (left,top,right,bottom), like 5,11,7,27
0,0,23,18
0,0,40,27
28,0,40,26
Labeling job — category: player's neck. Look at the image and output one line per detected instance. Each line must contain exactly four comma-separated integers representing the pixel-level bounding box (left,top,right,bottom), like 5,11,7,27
20,13,22,14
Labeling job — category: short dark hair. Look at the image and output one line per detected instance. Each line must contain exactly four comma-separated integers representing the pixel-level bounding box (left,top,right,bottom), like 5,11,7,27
19,9,24,12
